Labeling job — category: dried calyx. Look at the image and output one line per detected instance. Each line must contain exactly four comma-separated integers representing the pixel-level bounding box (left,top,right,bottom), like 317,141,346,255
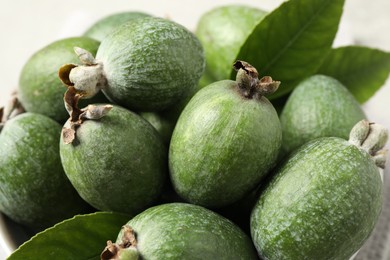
59,47,106,99
59,45,112,145
61,86,112,144
101,225,140,260
233,60,280,99
0,91,25,132
349,119,389,169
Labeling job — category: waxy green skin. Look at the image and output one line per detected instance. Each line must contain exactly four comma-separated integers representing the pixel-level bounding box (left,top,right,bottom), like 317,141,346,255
97,17,205,111
18,37,103,123
60,105,167,215
169,80,282,208
195,5,267,87
251,137,382,260
117,203,257,259
84,11,151,41
0,113,90,230
280,74,366,154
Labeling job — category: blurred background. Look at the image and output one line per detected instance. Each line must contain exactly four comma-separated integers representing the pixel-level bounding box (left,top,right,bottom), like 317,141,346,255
0,0,389,259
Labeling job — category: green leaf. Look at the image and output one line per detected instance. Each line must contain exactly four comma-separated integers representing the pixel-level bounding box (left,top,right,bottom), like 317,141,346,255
8,212,130,260
317,46,390,103
233,0,345,99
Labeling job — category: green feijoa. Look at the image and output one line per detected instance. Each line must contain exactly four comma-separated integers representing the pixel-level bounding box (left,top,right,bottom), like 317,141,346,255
0,113,90,230
59,17,205,112
139,89,195,144
101,203,258,260
18,37,107,123
195,5,267,87
169,61,282,208
83,11,151,41
59,104,167,215
250,120,388,260
280,74,366,155
139,112,175,144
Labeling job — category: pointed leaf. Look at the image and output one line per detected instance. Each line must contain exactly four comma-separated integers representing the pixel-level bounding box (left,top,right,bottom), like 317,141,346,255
233,0,345,99
317,46,390,103
8,212,131,260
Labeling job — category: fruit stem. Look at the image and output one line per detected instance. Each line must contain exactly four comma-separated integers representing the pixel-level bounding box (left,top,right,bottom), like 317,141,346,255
0,90,25,132
349,119,389,169
101,225,140,260
233,60,280,99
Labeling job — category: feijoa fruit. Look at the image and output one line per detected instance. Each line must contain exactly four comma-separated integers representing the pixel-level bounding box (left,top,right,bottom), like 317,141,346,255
280,74,366,154
250,120,388,260
60,17,205,112
59,104,167,215
195,5,267,87
101,203,258,260
0,112,90,230
169,61,282,207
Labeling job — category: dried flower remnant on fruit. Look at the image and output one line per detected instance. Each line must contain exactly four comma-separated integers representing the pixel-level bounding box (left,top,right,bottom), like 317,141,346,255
59,46,112,144
61,80,112,145
59,47,106,99
349,119,389,169
101,225,139,260
0,90,25,131
233,60,280,99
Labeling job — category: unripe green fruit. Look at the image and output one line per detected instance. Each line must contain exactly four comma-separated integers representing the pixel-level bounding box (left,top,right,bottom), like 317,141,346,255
139,112,175,144
0,113,90,230
101,203,257,260
196,5,267,87
169,61,282,208
61,17,205,112
280,74,366,154
84,11,151,41
250,120,387,260
18,37,105,123
59,105,167,215
139,90,194,144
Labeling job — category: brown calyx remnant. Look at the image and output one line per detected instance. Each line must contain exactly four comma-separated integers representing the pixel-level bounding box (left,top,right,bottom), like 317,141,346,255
101,225,139,260
59,47,112,144
58,47,106,99
61,86,112,144
0,90,25,132
233,60,280,99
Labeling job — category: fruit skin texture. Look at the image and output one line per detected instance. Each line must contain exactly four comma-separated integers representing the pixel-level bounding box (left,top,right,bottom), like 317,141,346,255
195,5,267,87
18,37,102,123
114,203,258,259
0,113,90,230
139,111,175,144
83,11,151,41
96,17,205,111
60,105,167,215
250,137,383,260
169,80,282,208
280,74,366,154
139,90,195,144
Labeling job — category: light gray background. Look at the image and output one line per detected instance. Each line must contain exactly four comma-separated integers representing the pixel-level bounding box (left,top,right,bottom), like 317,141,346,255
0,0,389,259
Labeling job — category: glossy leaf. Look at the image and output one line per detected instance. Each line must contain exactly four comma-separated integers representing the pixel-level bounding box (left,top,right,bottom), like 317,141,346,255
232,0,345,99
8,212,130,260
317,46,390,103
